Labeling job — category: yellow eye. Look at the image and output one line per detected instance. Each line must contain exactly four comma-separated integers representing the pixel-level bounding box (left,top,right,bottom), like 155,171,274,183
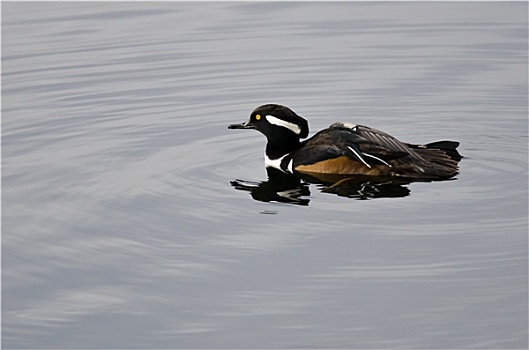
255,114,261,121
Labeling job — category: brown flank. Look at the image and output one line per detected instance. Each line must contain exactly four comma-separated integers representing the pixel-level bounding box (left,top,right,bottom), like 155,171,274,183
295,156,389,176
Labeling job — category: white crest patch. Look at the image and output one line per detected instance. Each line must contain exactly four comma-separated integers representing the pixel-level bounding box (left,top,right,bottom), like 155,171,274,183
266,115,301,135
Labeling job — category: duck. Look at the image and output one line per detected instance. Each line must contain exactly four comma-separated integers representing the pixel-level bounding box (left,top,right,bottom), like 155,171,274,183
228,104,462,179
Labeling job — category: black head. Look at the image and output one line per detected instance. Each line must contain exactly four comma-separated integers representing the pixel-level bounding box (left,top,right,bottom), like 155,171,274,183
228,104,309,140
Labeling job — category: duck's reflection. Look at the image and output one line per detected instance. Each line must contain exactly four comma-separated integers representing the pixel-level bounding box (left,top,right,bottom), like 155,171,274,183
231,167,420,205
231,168,311,205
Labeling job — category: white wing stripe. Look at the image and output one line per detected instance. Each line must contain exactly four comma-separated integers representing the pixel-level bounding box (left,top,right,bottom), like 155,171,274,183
363,153,391,167
347,146,371,168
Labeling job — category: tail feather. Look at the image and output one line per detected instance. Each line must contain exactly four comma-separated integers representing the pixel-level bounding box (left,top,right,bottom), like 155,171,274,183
425,141,462,161
398,140,462,179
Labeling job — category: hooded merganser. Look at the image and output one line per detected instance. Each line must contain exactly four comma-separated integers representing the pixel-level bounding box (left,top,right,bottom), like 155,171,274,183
228,104,462,179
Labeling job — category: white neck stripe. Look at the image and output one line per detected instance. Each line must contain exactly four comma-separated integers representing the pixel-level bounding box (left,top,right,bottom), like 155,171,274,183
265,154,285,171
266,115,301,135
264,153,293,173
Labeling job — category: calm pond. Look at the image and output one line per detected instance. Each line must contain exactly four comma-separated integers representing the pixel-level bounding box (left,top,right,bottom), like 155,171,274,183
2,2,527,349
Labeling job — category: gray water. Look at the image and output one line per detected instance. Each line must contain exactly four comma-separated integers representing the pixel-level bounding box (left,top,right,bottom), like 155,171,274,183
2,2,528,349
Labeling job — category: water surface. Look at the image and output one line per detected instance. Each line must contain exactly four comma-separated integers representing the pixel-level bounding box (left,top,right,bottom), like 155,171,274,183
2,2,528,349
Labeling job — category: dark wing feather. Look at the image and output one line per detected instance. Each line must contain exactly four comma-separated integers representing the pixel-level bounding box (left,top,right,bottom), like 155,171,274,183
324,122,461,178
321,124,413,165
292,144,344,167
298,127,406,168
352,125,425,162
